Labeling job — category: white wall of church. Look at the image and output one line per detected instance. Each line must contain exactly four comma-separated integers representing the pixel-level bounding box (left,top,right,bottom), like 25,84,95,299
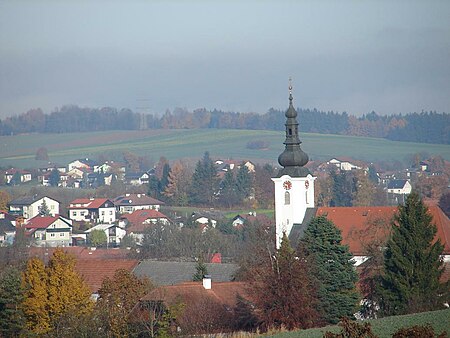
272,174,316,247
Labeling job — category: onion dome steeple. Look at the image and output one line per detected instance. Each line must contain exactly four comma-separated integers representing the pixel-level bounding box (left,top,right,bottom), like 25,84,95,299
276,80,310,177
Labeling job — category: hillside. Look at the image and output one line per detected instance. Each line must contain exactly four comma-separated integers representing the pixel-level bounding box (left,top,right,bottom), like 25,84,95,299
0,129,449,169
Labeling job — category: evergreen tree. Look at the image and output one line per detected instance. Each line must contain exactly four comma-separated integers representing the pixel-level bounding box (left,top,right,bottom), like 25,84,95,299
38,199,50,216
377,192,447,316
219,170,239,207
192,259,208,281
300,216,359,324
189,152,218,205
250,233,319,331
330,169,354,207
48,168,60,187
147,175,161,199
0,267,25,336
235,164,252,202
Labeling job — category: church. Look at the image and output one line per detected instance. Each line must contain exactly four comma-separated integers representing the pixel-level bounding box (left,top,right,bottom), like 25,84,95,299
272,84,450,265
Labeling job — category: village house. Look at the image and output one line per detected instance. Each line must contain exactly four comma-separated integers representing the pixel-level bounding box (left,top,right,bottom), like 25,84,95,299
8,195,60,220
119,209,171,244
124,172,151,185
68,158,97,172
85,223,127,247
113,193,164,213
68,198,116,224
0,211,17,246
327,158,367,171
5,168,32,184
25,214,72,247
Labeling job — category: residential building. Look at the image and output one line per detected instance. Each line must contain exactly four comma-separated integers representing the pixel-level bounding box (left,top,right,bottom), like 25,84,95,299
124,172,150,185
68,198,116,224
25,215,72,247
119,209,171,243
5,169,32,184
8,196,60,220
0,211,16,246
114,193,164,213
85,223,126,247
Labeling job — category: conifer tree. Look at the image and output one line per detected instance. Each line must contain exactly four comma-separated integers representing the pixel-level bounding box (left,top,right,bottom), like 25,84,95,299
189,152,218,205
0,267,25,336
377,192,447,316
192,259,208,281
38,199,50,216
300,216,359,324
235,164,252,202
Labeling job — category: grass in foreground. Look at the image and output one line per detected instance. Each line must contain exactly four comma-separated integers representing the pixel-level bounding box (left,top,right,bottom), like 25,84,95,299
267,308,450,338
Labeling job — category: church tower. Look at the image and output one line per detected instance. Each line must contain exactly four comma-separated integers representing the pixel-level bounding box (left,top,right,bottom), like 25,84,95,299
272,81,316,247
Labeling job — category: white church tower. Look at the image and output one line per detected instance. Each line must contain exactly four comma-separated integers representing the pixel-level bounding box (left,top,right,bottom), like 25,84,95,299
272,82,316,248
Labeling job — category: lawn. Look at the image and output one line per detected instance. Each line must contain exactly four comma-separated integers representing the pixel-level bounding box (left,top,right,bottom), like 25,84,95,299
268,308,450,338
0,129,448,169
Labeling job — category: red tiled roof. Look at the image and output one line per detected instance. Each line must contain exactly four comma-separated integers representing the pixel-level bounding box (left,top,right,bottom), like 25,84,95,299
75,259,139,292
121,209,170,233
69,198,110,209
28,247,131,261
317,205,450,255
25,215,60,229
141,281,248,308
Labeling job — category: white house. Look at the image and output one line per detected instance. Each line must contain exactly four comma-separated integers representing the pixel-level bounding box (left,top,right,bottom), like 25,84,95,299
68,158,97,172
68,198,116,224
119,209,171,244
25,215,72,247
5,169,32,184
0,212,17,246
124,172,150,186
327,158,363,171
113,193,164,213
8,196,60,220
85,223,126,247
387,179,412,195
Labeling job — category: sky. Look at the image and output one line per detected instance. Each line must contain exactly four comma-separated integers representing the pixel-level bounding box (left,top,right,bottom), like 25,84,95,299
0,0,449,118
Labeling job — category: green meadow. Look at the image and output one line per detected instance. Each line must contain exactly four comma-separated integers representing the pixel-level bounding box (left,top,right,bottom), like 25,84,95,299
0,129,448,168
269,308,450,338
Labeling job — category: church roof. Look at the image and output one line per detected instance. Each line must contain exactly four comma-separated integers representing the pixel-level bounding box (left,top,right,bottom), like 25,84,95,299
275,83,310,178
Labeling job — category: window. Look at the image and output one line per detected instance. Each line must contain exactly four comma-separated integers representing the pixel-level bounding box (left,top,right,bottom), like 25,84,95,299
73,212,77,216
60,233,64,237
50,233,55,237
284,191,290,205
109,210,113,215
306,191,308,204
102,211,105,215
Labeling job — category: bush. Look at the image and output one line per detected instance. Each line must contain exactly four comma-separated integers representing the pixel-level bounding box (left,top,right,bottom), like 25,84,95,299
323,317,377,338
392,324,447,338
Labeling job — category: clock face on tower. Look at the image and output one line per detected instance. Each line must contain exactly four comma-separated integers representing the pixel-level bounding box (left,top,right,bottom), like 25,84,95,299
305,180,309,189
283,180,292,190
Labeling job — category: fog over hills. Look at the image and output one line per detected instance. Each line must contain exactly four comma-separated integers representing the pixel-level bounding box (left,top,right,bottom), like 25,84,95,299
1,1,449,118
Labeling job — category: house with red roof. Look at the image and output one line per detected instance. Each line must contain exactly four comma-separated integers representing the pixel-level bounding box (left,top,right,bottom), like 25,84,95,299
68,198,116,224
25,214,72,247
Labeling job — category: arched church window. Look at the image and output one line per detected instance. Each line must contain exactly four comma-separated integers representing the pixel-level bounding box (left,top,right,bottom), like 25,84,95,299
285,191,290,205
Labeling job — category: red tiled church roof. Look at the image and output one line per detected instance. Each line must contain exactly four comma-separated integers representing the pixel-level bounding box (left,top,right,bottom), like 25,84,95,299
317,205,450,255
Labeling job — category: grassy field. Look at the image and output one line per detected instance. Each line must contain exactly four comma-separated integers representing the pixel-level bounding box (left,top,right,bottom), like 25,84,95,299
268,308,450,338
0,129,449,168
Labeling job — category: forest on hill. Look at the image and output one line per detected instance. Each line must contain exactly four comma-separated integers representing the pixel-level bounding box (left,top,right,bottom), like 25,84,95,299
0,105,448,144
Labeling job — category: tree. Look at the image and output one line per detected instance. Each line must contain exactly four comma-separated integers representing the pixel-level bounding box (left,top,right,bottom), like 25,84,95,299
300,216,359,324
21,258,50,334
0,190,11,211
353,170,375,206
38,199,50,216
235,164,252,203
192,259,208,281
0,266,25,336
21,250,94,335
46,249,93,326
96,269,153,337
188,152,218,205
88,229,107,247
218,170,239,207
9,172,21,186
377,192,447,316
249,233,320,331
35,147,49,161
48,168,60,187
163,161,190,206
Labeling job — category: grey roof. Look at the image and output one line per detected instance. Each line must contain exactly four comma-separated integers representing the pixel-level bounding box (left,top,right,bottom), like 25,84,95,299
0,219,15,234
133,260,238,286
387,179,408,189
114,194,164,206
288,207,318,247
9,195,59,206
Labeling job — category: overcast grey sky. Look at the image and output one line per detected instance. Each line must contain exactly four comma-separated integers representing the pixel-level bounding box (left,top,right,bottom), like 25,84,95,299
0,0,449,118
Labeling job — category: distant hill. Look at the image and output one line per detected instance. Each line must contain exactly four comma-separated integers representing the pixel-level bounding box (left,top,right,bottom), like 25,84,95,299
0,129,448,169
0,106,448,144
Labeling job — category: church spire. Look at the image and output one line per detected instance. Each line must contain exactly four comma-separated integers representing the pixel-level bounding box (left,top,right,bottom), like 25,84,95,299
276,79,310,177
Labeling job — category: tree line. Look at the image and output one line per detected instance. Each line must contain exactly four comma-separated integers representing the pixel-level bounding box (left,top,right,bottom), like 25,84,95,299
0,105,448,144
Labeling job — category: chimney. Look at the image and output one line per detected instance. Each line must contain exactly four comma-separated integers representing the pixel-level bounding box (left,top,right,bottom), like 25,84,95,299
202,275,211,290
